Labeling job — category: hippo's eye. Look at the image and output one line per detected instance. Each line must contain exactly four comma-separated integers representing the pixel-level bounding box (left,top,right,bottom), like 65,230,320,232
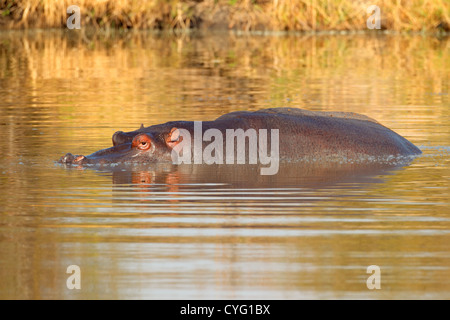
132,133,152,151
138,141,149,150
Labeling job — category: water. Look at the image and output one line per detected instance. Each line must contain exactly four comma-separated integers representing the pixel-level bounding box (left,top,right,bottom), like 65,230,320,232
0,29,449,299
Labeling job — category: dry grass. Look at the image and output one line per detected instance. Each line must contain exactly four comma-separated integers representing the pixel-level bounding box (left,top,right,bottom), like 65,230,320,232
0,0,449,32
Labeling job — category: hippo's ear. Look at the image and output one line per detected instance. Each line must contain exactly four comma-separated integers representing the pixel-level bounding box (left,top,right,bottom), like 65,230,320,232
166,127,183,149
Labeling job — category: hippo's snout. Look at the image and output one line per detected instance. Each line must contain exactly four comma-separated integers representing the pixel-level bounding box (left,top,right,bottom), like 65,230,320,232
60,153,75,163
58,140,152,166
59,153,86,164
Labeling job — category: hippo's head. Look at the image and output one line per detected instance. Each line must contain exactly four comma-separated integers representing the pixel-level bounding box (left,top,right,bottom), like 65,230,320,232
59,127,183,165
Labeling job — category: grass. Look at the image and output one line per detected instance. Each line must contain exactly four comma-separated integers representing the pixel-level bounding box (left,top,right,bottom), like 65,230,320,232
0,0,449,32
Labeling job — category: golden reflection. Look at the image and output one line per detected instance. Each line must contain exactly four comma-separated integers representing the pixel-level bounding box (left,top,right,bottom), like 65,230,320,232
0,30,449,299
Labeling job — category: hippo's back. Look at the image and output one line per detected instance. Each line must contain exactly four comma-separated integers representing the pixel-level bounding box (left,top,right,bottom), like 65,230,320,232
216,108,380,124
215,108,421,160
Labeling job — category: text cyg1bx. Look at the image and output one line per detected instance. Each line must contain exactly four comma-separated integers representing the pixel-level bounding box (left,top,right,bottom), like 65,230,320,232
180,304,270,317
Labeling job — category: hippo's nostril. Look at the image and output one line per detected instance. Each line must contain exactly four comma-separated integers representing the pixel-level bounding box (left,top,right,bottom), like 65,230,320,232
59,153,75,163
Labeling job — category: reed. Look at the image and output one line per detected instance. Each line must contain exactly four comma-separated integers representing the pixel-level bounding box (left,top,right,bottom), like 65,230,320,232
0,0,449,32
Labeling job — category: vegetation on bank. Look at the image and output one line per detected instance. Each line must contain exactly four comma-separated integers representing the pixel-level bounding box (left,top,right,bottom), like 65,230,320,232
0,0,449,32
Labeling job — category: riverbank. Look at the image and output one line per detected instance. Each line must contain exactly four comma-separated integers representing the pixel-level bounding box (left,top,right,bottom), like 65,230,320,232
0,0,449,33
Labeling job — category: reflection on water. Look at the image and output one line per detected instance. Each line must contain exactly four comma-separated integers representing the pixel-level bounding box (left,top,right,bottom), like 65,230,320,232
0,30,449,299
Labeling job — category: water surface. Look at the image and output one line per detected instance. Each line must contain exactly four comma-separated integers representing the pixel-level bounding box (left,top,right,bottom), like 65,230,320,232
0,29,449,299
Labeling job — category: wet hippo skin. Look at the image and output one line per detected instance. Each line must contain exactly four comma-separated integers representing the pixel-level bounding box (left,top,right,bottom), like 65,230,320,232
59,108,421,166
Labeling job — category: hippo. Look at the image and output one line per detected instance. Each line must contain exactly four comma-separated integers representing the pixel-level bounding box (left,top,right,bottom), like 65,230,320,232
59,108,421,173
